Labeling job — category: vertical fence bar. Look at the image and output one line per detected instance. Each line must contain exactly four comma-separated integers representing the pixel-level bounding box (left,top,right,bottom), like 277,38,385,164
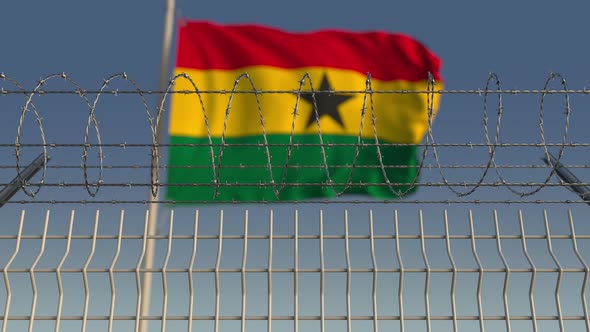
136,211,150,332
369,210,379,332
469,210,485,332
188,210,198,332
142,207,159,332
543,210,564,332
214,210,223,332
319,209,325,332
344,210,352,332
569,210,590,331
394,210,404,332
443,210,458,332
519,210,538,332
82,211,100,332
161,211,173,332
268,210,273,332
418,210,431,332
28,210,49,332
55,210,74,332
267,209,273,332
494,210,511,332
293,210,299,332
241,210,248,332
1,210,24,332
108,211,124,332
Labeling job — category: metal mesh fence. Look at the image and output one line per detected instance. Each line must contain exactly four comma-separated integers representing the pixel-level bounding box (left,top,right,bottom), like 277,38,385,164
2,208,590,332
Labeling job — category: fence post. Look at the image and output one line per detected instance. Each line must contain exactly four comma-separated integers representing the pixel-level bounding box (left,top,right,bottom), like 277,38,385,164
140,0,176,331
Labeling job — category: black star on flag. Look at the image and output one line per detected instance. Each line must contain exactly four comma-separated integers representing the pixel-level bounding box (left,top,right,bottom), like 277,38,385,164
301,75,354,128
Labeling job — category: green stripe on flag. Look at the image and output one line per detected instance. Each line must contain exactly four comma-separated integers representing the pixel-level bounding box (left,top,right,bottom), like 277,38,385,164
166,135,419,202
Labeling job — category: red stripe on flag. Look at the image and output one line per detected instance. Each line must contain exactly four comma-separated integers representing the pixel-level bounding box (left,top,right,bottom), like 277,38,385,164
176,21,442,82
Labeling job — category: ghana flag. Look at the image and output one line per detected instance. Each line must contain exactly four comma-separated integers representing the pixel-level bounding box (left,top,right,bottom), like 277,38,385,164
167,21,442,202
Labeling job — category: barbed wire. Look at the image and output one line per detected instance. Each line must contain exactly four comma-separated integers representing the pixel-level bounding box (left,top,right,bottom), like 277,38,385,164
0,163,587,169
1,71,585,203
4,89,590,95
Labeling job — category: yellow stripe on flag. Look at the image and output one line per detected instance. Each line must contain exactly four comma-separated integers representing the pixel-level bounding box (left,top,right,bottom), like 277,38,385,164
169,66,441,144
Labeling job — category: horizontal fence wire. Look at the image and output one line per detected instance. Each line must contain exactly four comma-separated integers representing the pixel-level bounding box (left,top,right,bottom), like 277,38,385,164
0,72,588,204
0,209,589,332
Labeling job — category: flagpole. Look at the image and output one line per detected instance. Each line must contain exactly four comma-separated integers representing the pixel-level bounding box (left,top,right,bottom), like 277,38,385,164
141,0,176,331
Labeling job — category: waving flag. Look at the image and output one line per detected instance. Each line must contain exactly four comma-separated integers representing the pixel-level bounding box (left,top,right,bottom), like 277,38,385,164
167,21,442,202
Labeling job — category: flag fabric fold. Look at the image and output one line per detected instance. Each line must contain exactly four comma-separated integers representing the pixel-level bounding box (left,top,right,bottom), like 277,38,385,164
167,21,442,202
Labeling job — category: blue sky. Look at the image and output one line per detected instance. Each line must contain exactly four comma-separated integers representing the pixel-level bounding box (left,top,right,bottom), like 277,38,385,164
3,1,589,86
